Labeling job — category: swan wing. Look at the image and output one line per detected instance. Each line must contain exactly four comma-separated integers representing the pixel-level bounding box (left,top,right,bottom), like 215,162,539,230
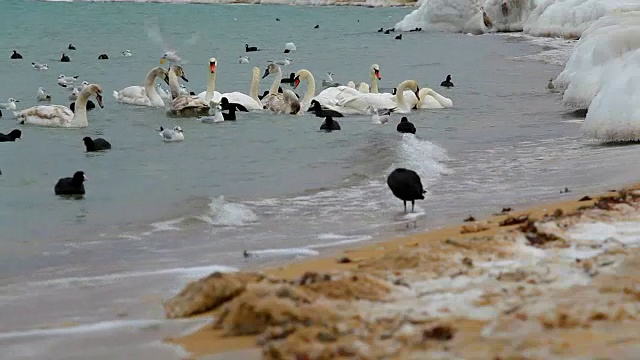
16,105,74,127
117,85,146,99
196,91,222,103
314,86,361,106
337,94,396,113
221,92,262,110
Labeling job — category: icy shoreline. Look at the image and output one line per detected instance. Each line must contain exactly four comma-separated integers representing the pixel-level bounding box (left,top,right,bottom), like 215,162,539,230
43,0,417,7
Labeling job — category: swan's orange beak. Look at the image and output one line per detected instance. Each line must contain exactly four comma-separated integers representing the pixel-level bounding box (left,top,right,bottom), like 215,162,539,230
293,76,300,89
209,62,217,73
375,69,381,80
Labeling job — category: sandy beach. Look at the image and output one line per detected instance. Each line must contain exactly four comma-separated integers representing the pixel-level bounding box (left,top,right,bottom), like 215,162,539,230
162,184,640,359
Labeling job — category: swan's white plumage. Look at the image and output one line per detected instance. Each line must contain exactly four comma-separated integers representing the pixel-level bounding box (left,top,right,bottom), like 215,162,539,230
196,61,262,110
113,67,168,107
166,65,210,117
15,84,103,128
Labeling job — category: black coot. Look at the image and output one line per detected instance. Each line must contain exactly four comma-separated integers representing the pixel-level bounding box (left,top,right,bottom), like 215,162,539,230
396,117,416,134
387,168,426,212
83,137,111,152
440,74,454,88
0,129,22,142
320,116,341,131
54,171,87,196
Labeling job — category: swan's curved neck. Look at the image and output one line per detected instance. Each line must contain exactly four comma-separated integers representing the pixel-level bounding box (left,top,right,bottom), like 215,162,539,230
249,69,260,103
144,69,163,102
300,70,316,109
205,72,217,103
269,68,282,95
395,81,411,108
73,88,91,126
168,71,181,99
370,72,379,93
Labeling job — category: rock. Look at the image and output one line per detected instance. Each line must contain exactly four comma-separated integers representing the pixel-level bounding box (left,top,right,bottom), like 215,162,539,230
163,271,265,318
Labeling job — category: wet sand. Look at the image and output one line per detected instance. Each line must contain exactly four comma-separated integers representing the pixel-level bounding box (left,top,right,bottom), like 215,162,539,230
164,185,640,359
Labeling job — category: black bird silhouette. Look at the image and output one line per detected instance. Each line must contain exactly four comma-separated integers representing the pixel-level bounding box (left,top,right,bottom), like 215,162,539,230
395,34,402,40
320,116,341,132
280,72,296,84
314,24,319,29
308,100,343,118
54,171,87,196
10,50,22,59
396,117,416,134
69,100,96,113
0,129,22,142
245,44,258,52
377,27,384,32
220,97,248,112
68,44,76,50
82,137,111,152
60,53,70,62
440,74,454,88
98,54,109,60
387,168,426,212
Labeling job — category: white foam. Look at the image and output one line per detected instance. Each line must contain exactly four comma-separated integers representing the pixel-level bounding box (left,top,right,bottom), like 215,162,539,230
248,248,320,257
568,221,640,246
141,218,183,236
15,265,238,289
199,196,258,227
0,319,167,340
308,235,372,249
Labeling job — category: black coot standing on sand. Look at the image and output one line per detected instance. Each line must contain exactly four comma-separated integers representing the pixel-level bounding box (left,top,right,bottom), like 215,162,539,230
387,168,426,213
60,53,70,62
320,116,341,132
83,136,111,152
11,50,23,59
0,128,21,142
0,129,22,142
440,74,454,88
245,44,258,52
396,116,416,134
68,44,76,50
54,171,87,196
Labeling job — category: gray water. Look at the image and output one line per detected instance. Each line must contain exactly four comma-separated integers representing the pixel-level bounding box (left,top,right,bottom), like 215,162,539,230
2,2,640,358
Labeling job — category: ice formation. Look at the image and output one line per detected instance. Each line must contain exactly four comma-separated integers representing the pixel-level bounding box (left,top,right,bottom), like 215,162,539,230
394,0,488,33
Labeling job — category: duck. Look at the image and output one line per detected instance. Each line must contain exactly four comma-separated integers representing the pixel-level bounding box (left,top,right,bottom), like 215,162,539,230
166,65,210,118
113,66,170,107
98,54,109,60
387,168,426,213
245,44,259,52
396,116,416,134
320,116,341,131
15,84,103,128
0,129,22,142
68,44,77,50
158,126,184,142
10,50,22,59
54,171,87,196
36,87,52,102
440,74,454,88
547,78,555,90
82,136,111,152
60,53,70,62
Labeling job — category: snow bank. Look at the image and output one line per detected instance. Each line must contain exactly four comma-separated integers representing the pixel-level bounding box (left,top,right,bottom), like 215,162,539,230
394,0,489,33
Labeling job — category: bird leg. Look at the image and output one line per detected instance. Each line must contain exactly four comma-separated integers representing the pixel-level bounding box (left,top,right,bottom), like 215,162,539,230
403,201,407,213
411,200,415,213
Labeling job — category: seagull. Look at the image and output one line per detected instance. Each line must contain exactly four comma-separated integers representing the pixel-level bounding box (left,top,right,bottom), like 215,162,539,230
158,126,184,142
322,72,340,88
69,87,80,101
32,62,48,71
57,74,79,88
238,56,250,64
178,84,189,96
198,103,224,123
0,98,19,110
36,87,52,102
368,106,394,124
270,57,292,67
156,83,170,100
122,49,133,57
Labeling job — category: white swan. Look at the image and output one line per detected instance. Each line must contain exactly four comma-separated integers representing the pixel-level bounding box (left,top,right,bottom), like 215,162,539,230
346,81,356,89
261,63,301,114
337,79,419,114
349,64,381,93
313,64,381,109
358,82,370,93
196,60,262,111
166,65,210,118
398,87,453,109
113,67,169,107
292,69,316,111
15,84,103,128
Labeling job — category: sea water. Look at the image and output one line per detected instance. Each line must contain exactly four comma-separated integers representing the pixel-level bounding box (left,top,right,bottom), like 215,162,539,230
2,2,640,358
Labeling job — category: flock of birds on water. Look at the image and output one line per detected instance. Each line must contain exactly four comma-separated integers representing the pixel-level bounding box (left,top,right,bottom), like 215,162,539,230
1,26,457,211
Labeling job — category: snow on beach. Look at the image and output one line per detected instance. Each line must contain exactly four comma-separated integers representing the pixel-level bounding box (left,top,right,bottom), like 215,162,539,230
396,0,640,142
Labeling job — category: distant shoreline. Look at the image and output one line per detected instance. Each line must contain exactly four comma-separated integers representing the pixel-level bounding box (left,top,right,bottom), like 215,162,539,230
43,0,418,7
